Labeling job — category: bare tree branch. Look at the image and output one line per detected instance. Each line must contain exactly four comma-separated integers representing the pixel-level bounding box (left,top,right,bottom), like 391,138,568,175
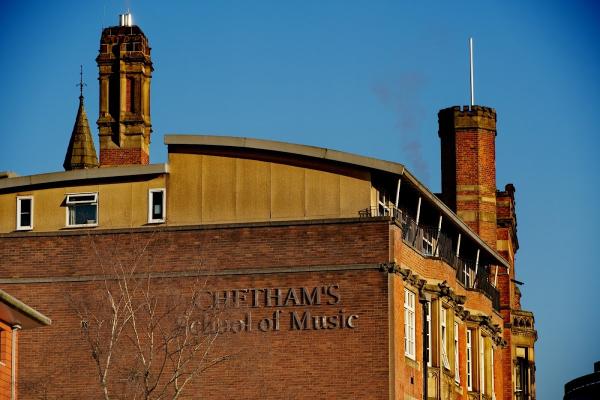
68,233,230,400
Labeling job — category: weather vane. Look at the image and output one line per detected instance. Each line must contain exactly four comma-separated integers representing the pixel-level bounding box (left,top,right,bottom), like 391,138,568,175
76,65,87,98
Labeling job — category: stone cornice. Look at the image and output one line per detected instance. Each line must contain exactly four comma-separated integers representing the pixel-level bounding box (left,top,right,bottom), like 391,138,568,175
466,313,505,346
380,263,504,345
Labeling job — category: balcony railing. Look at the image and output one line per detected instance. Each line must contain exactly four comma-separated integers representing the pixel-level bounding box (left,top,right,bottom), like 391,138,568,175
359,205,501,311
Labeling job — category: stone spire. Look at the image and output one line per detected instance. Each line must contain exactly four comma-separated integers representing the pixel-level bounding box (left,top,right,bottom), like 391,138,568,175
64,67,99,170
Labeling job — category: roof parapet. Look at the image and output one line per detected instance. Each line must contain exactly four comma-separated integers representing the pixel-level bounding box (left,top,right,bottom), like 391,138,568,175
0,171,19,179
0,163,168,191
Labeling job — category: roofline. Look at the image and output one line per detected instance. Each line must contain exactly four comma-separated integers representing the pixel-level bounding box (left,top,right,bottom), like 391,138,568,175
164,134,509,269
0,163,169,191
165,135,406,174
0,289,52,328
401,169,510,269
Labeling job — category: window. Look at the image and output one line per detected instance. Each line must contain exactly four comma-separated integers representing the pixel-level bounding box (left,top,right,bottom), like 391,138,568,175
404,289,416,359
466,329,473,390
479,335,485,395
422,229,435,256
16,196,33,230
515,347,530,400
454,321,460,383
441,307,450,369
491,345,495,398
66,193,98,227
426,300,432,366
148,189,166,223
464,263,471,288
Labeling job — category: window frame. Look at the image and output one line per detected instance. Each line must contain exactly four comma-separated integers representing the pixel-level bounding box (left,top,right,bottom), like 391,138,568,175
479,334,486,395
148,188,166,223
16,196,34,231
65,192,98,228
422,229,435,256
491,344,495,398
454,321,460,383
441,307,450,369
426,300,432,367
466,329,473,391
464,263,471,287
404,289,416,360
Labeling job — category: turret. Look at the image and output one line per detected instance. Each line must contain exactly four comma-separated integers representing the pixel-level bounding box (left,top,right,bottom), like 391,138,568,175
96,13,153,166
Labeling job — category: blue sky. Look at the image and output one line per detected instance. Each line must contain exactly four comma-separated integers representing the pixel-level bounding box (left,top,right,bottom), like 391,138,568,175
1,1,599,398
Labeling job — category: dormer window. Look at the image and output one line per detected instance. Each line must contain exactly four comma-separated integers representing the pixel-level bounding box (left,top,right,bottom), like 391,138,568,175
66,193,98,227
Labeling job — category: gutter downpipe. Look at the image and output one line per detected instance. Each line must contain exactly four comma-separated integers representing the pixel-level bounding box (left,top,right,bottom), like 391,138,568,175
11,324,21,400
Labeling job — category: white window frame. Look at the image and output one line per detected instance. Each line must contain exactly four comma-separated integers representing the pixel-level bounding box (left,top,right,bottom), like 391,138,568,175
148,188,166,223
454,321,460,383
441,307,450,369
479,334,485,394
426,300,432,367
404,289,416,359
65,193,98,227
464,263,471,287
466,329,473,390
422,229,435,256
491,345,495,399
16,196,34,231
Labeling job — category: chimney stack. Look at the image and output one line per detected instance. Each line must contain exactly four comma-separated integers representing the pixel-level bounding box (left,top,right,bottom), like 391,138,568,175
438,105,498,248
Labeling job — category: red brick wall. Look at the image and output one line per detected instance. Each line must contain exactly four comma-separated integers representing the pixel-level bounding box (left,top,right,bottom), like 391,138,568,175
99,148,149,166
390,275,424,399
0,323,14,400
438,106,498,248
0,220,393,399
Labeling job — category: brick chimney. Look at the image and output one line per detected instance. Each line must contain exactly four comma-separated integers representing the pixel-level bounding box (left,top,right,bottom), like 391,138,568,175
438,105,497,248
96,13,153,166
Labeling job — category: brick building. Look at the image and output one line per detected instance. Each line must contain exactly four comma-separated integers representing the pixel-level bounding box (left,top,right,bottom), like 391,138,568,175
0,290,51,400
0,13,536,400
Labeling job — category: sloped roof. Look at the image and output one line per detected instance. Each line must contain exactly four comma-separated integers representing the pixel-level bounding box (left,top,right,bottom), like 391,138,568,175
0,289,51,329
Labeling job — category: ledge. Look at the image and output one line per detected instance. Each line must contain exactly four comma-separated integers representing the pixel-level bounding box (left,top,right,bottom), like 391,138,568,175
0,163,168,191
0,289,52,329
0,216,391,238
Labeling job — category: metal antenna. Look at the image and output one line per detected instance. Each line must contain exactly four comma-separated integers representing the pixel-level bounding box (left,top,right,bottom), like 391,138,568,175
77,65,87,98
469,37,475,106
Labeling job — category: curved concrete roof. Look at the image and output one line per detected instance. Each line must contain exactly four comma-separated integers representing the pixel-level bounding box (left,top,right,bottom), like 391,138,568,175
165,134,406,175
165,134,510,269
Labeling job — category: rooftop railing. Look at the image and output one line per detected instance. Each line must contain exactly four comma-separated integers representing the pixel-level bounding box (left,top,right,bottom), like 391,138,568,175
359,205,501,311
